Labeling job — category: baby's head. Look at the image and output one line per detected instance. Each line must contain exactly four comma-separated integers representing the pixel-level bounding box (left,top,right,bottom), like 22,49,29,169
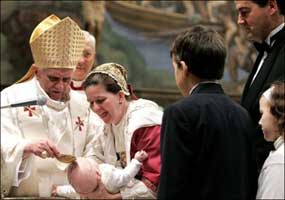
67,157,99,194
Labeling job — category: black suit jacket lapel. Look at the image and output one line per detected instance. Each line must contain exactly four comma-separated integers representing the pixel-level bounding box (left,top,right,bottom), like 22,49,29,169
241,27,285,109
241,52,264,106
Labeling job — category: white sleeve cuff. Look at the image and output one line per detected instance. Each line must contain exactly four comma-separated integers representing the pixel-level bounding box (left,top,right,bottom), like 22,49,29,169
13,140,34,186
56,185,80,199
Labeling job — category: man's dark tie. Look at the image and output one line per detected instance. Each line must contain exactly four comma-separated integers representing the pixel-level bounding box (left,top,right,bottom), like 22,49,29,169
253,31,280,54
253,42,271,54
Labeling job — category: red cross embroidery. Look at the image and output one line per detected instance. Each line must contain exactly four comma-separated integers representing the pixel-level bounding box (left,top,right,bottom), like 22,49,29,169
24,106,36,117
75,116,84,131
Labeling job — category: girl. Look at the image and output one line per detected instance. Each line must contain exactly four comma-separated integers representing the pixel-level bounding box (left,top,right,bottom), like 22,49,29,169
256,81,284,199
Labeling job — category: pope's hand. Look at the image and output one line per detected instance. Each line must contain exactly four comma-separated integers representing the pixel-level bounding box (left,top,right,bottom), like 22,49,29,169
23,139,60,158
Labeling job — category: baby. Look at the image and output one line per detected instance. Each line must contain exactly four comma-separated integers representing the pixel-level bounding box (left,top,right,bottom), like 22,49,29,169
67,150,148,196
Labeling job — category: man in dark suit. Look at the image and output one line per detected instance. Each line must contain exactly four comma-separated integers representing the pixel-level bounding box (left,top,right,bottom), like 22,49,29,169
235,0,285,171
158,26,257,200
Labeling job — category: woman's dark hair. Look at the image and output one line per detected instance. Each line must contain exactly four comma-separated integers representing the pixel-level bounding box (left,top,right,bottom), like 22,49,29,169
270,81,285,135
170,25,226,80
83,73,121,94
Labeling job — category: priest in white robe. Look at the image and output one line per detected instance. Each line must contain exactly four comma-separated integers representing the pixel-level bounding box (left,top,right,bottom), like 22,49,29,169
1,14,104,198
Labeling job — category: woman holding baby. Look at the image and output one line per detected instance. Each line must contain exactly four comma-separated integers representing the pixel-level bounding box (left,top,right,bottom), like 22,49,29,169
81,62,163,199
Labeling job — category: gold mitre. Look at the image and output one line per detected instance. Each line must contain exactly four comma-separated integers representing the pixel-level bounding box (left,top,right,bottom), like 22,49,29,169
17,14,85,83
88,63,130,95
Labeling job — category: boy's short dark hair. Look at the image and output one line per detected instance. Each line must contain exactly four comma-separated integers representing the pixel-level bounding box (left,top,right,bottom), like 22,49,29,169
170,25,226,80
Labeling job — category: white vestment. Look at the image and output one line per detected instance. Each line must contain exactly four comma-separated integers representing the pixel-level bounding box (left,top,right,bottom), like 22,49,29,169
256,136,284,199
1,78,104,197
70,80,86,96
94,98,163,199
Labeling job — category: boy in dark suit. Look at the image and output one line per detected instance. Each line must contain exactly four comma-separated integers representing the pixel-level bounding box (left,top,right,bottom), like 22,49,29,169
235,0,285,171
158,25,257,200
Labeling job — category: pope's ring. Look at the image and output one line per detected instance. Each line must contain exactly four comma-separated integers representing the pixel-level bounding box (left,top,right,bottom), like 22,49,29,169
41,150,48,158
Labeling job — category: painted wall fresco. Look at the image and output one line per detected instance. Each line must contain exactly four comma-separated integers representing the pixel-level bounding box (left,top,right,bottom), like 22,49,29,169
1,1,256,94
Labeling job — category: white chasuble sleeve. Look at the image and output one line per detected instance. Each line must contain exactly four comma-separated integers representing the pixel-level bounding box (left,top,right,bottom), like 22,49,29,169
1,91,34,194
81,111,104,158
55,185,80,199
